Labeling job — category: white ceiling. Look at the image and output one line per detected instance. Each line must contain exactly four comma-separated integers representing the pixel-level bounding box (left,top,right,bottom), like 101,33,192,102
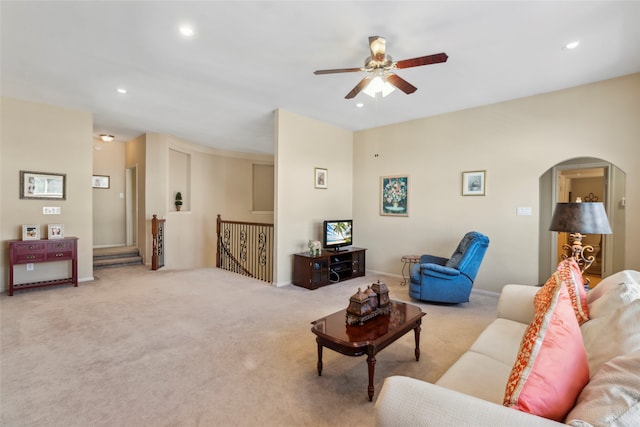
2,1,640,155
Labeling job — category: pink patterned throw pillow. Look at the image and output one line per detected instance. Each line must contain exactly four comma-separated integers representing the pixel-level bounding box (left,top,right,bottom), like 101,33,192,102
504,274,589,421
557,258,589,324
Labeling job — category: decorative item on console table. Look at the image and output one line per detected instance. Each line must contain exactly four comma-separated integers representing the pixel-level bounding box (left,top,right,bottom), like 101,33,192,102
308,239,321,256
346,281,391,325
175,192,183,211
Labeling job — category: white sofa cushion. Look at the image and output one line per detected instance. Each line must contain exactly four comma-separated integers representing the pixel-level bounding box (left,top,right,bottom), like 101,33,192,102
587,270,640,305
375,376,566,427
589,273,640,319
581,298,640,377
581,276,640,377
436,351,513,404
566,351,640,427
469,318,527,366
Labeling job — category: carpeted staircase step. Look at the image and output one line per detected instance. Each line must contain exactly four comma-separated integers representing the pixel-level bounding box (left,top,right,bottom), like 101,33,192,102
94,256,143,268
93,246,142,269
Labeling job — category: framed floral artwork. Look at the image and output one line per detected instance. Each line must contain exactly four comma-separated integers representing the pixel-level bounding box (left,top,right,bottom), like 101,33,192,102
380,175,408,216
462,170,486,196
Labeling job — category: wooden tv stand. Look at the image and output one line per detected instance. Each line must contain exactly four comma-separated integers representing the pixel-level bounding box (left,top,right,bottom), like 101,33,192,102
293,247,366,290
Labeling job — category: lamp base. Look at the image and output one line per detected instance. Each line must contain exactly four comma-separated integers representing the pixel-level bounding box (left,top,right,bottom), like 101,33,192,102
560,232,596,289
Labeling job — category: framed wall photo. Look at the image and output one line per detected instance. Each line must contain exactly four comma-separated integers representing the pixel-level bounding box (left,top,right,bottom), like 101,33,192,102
22,224,40,240
380,175,409,216
20,171,66,200
48,224,65,239
462,170,486,196
92,175,110,189
314,168,328,189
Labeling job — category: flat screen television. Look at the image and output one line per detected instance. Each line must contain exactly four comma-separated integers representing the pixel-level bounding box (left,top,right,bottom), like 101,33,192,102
323,220,353,252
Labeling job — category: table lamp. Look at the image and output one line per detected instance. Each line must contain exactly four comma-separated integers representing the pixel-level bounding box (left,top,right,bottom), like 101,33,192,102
549,201,612,287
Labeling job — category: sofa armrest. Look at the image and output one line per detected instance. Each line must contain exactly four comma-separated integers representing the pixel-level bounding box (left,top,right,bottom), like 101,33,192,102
496,284,539,324
374,376,564,427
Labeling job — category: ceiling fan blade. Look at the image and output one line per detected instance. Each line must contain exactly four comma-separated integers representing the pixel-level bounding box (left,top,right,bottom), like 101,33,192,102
369,36,386,62
314,67,362,75
386,73,418,95
395,53,448,69
345,76,373,99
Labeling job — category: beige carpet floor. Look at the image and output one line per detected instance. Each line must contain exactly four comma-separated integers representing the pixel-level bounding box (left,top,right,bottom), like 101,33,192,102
1,266,498,427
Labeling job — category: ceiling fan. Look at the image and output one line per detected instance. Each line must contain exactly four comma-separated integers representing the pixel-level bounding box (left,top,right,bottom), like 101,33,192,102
314,36,448,99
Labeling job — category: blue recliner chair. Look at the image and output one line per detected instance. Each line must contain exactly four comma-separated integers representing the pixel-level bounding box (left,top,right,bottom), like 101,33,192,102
409,231,490,303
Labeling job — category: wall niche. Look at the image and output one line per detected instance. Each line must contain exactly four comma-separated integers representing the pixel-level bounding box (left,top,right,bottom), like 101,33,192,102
169,148,191,212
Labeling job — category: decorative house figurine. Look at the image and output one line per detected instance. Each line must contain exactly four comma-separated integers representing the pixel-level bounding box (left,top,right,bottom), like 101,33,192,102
372,280,390,308
364,285,378,311
346,288,373,323
346,282,391,325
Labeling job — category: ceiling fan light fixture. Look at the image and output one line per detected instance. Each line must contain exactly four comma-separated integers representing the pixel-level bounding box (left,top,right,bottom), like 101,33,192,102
363,75,395,98
100,134,114,142
179,25,194,37
370,37,386,59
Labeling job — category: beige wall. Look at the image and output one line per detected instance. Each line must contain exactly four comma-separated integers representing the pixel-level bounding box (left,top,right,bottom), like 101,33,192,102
1,97,94,291
143,133,274,270
352,73,640,293
275,109,353,286
126,134,147,258
3,74,638,293
93,137,126,247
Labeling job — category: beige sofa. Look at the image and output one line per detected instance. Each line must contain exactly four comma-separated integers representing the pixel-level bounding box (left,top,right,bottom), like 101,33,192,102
375,270,640,426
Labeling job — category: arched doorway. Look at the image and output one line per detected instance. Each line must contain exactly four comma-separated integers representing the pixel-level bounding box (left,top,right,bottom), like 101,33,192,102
539,157,626,285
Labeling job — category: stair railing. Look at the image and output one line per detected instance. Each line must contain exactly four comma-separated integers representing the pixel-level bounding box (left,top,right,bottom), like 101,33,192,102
216,214,274,283
151,214,165,270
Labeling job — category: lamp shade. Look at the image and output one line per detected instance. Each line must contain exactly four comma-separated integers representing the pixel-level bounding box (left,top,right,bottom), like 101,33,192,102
549,202,612,234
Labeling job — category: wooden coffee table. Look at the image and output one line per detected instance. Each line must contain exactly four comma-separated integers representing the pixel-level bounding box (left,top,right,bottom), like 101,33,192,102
310,300,425,401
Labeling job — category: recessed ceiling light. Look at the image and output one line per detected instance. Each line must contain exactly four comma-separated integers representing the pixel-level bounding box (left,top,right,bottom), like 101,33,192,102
356,103,364,108
563,41,580,50
116,88,127,94
179,25,194,37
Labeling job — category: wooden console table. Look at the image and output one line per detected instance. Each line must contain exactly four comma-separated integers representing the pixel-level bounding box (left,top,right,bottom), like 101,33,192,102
8,237,78,296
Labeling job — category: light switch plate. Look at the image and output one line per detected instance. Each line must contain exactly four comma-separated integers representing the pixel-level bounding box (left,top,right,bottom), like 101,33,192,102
516,207,532,216
43,207,61,215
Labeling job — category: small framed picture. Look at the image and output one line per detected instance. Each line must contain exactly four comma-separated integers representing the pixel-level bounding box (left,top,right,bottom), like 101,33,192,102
92,175,110,189
314,168,328,189
48,224,64,239
462,170,486,196
22,224,40,240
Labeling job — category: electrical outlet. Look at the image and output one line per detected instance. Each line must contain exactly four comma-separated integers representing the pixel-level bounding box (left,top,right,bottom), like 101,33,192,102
26,263,34,271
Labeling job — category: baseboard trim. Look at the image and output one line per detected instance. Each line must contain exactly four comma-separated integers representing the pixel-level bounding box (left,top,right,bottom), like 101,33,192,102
471,288,500,297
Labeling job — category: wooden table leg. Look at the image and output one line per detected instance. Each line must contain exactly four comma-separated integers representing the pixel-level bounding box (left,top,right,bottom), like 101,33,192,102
367,351,376,401
414,321,422,361
316,341,323,376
